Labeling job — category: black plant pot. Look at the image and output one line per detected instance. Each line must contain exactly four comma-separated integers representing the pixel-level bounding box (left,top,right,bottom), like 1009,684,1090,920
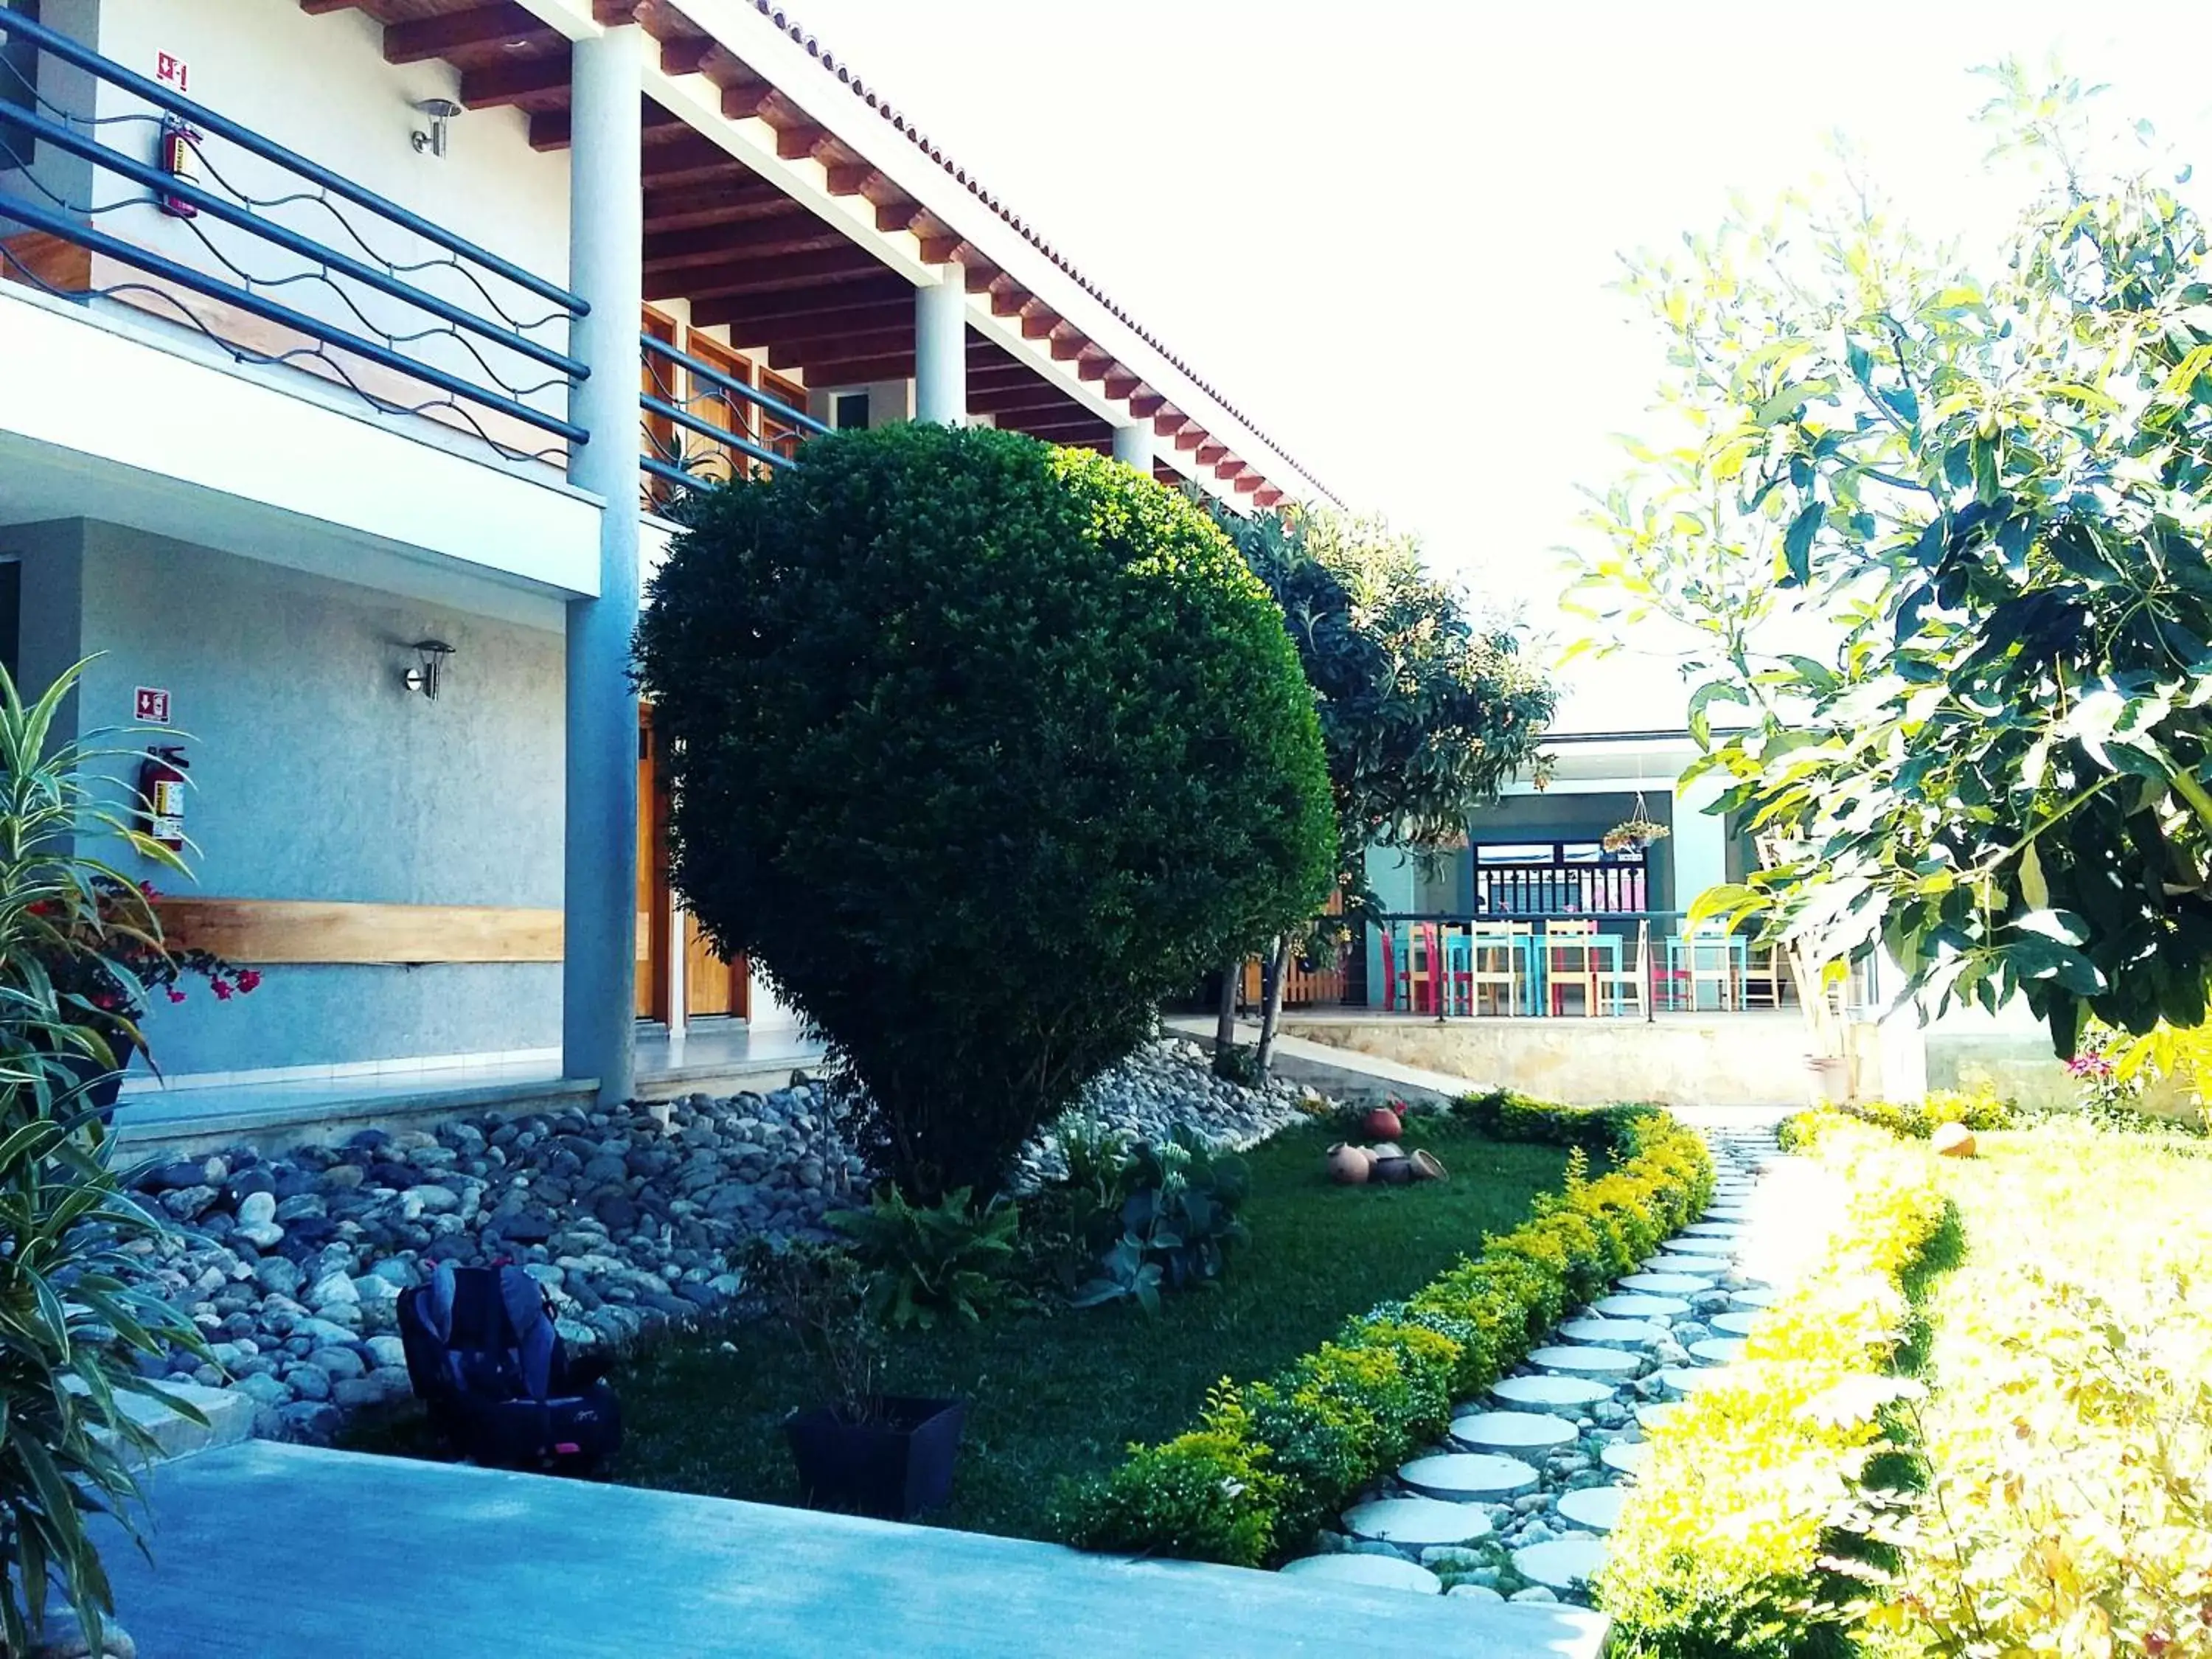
783,1395,967,1521
38,1032,135,1122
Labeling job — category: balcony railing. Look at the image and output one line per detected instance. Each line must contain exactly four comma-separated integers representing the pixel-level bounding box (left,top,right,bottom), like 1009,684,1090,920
0,8,587,463
639,330,829,509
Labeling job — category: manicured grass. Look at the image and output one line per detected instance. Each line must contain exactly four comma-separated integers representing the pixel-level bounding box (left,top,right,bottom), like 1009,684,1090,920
594,1117,1564,1541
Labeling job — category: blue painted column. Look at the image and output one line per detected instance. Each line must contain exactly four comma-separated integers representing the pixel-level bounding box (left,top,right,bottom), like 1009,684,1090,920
913,268,967,424
562,22,644,1106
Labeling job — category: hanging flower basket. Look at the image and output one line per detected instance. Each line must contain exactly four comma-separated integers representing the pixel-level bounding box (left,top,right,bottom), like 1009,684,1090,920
1601,814,1669,855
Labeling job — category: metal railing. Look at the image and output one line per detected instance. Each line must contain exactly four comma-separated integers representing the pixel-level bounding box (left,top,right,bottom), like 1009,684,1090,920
0,8,587,462
1370,911,1799,1023
639,331,829,507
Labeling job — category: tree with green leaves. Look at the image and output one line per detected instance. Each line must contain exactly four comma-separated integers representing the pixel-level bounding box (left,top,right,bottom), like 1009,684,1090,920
637,424,1335,1198
1215,506,1556,1070
1570,62,2212,1054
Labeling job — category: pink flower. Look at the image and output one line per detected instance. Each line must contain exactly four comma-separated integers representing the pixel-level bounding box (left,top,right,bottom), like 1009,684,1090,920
210,979,234,1002
167,989,187,1004
236,970,262,995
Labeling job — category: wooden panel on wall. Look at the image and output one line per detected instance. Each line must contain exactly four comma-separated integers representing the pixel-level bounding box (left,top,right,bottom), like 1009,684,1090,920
157,899,563,965
0,231,93,292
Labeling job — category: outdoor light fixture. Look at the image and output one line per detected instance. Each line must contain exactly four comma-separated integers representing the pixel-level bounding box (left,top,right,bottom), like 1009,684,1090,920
411,98,462,157
402,639,456,700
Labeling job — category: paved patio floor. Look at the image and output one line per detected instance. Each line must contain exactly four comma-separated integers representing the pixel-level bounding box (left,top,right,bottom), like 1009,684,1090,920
102,1443,1607,1658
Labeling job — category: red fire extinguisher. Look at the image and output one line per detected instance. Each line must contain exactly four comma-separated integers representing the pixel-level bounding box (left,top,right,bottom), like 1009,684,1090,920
140,746,189,851
157,115,202,219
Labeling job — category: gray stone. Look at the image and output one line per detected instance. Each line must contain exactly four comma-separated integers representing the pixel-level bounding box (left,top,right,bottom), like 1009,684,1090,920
235,1191,278,1228
1445,1583,1504,1601
1617,1272,1710,1295
307,1273,360,1309
1449,1411,1578,1454
1652,1366,1727,1396
1342,1496,1493,1547
1557,1317,1667,1349
1512,1536,1607,1590
24,1606,135,1658
1590,1293,1688,1320
1600,1440,1650,1477
1709,1310,1761,1337
1635,1401,1683,1433
1491,1374,1613,1415
1397,1452,1540,1502
1556,1486,1626,1534
1661,1235,1740,1257
1277,1553,1441,1596
1527,1343,1641,1379
1509,1585,1560,1603
286,1364,332,1402
1644,1255,1729,1278
1690,1337,1747,1366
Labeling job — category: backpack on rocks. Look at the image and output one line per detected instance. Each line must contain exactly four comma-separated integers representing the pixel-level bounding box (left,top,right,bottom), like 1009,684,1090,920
397,1262,622,1473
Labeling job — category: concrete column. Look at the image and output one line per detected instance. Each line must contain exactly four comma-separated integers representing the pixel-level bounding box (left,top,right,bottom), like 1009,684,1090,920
562,23,644,1107
1112,421,1154,474
1669,772,1730,923
914,270,967,424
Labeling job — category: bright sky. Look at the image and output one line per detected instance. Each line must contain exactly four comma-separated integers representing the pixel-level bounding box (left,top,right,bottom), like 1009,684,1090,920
786,1,2212,731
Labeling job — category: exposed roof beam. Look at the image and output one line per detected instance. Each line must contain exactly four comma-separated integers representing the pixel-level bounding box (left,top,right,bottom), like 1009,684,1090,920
658,32,716,76
695,287,913,335
763,325,913,369
653,251,889,303
384,2,546,65
459,52,572,111
801,352,916,385
644,224,851,274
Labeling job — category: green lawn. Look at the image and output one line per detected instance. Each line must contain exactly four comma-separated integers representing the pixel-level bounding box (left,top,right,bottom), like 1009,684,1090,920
358,1116,1567,1543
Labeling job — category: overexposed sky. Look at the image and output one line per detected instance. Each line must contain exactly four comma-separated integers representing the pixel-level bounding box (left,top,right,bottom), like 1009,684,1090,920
784,1,2212,731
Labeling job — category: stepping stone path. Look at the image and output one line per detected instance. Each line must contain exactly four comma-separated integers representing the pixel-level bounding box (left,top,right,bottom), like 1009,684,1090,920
1280,1119,1816,1618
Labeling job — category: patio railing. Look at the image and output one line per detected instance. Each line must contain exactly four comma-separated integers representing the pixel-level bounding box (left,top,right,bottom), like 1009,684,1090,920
1371,911,1798,1022
0,7,588,462
639,330,830,507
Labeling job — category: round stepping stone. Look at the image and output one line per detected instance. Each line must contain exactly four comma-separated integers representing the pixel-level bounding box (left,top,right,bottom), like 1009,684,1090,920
1690,1337,1747,1366
1512,1536,1607,1590
1399,1451,1540,1501
1681,1222,1745,1237
1279,1552,1441,1596
1557,1317,1668,1350
1728,1287,1780,1309
1342,1495,1493,1547
1490,1373,1613,1415
1710,1310,1761,1337
1593,1293,1688,1320
1619,1283,1699,1310
1557,1485,1627,1534
1528,1343,1641,1380
1663,1235,1741,1256
1653,1365,1727,1395
1635,1400,1683,1432
1600,1439,1651,1476
1450,1411,1578,1454
1645,1256,1728,1278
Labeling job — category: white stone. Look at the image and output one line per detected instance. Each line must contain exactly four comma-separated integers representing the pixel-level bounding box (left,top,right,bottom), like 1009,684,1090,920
1450,1411,1578,1453
1661,1235,1740,1256
1709,1310,1761,1338
1398,1452,1540,1502
1635,1401,1682,1432
1490,1374,1613,1415
1279,1552,1441,1596
1512,1536,1607,1590
1599,1440,1650,1476
1528,1344,1641,1380
1591,1293,1688,1321
1445,1582,1504,1601
1652,1366,1727,1395
1644,1255,1728,1277
1343,1496,1494,1547
1557,1317,1667,1350
1557,1486,1627,1534
1689,1338,1747,1366
1728,1287,1780,1309
1681,1222,1745,1237
1618,1272,1708,1295
236,1192,277,1228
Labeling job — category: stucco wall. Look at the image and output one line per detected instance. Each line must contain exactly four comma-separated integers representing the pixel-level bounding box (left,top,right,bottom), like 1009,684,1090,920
10,518,566,1075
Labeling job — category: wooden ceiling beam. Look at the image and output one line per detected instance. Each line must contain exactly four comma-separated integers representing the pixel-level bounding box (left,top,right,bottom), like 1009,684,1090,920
1152,409,1189,438
654,254,888,304
299,0,361,15
644,223,849,274
1130,392,1166,418
643,184,803,234
800,352,916,385
969,386,1080,414
383,2,544,65
458,52,571,111
658,33,716,76
689,279,911,331
1234,474,1265,494
1102,373,1140,401
776,122,830,162
824,163,874,197
1253,487,1284,508
721,78,775,122
765,324,914,370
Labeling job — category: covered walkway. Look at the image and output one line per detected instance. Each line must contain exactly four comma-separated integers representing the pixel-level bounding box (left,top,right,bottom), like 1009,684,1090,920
100,1442,1607,1658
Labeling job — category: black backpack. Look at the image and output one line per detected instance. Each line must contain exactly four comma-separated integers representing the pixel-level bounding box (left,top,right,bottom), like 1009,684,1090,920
397,1262,622,1473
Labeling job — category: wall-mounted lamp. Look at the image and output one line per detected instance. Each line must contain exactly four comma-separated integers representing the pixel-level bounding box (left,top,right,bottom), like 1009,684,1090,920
403,639,456,700
411,98,462,158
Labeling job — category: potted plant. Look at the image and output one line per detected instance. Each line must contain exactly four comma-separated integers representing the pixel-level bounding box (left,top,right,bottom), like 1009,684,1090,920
750,1243,966,1521
32,878,260,1116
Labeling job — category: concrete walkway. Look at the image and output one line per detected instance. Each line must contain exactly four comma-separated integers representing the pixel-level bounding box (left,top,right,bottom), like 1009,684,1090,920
102,1442,1607,1658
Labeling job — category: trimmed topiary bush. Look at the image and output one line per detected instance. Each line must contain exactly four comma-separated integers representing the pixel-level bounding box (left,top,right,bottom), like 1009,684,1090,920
636,424,1335,1198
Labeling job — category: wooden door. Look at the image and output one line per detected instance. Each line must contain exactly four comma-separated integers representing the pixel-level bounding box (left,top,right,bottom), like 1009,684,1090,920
636,706,669,1020
684,913,746,1020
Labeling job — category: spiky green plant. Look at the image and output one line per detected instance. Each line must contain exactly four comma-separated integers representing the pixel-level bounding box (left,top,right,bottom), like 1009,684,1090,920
0,660,210,1656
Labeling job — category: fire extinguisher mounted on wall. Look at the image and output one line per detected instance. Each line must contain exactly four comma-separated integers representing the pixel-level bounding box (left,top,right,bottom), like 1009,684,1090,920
156,115,202,219
139,746,189,852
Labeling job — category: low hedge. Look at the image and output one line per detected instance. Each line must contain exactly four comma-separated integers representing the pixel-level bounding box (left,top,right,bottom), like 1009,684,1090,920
1598,1112,1946,1657
1778,1087,2014,1147
1056,1098,1712,1566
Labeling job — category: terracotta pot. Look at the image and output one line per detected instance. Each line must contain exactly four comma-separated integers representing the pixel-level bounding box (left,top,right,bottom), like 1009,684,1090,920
1369,1144,1413,1185
1410,1149,1448,1183
1325,1142,1373,1185
1363,1105,1403,1141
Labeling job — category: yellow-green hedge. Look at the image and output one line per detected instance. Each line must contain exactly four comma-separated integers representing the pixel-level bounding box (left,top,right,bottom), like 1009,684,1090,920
1598,1113,1945,1657
1057,1099,1713,1566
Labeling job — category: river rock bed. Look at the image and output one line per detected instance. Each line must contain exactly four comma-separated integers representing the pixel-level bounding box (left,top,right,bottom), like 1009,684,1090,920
123,1037,1326,1442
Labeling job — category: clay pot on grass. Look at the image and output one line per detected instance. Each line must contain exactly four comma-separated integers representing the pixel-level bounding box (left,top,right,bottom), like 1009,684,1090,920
1363,1105,1403,1141
1326,1143,1374,1185
1409,1149,1449,1183
1369,1144,1413,1185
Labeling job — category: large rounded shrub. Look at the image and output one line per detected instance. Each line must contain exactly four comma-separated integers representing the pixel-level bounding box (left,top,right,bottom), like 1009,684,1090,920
636,424,1334,1197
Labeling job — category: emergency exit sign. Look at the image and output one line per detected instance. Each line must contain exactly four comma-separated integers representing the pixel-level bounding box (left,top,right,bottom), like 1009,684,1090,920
135,686,170,723
156,52,189,92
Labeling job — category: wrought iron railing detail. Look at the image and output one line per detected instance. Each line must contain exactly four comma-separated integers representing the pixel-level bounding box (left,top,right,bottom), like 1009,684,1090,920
0,8,587,462
638,331,827,508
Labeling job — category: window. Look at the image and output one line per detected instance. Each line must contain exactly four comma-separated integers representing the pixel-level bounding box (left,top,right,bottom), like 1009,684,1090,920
0,560,18,688
1,0,38,174
831,390,870,431
1472,838,1647,916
